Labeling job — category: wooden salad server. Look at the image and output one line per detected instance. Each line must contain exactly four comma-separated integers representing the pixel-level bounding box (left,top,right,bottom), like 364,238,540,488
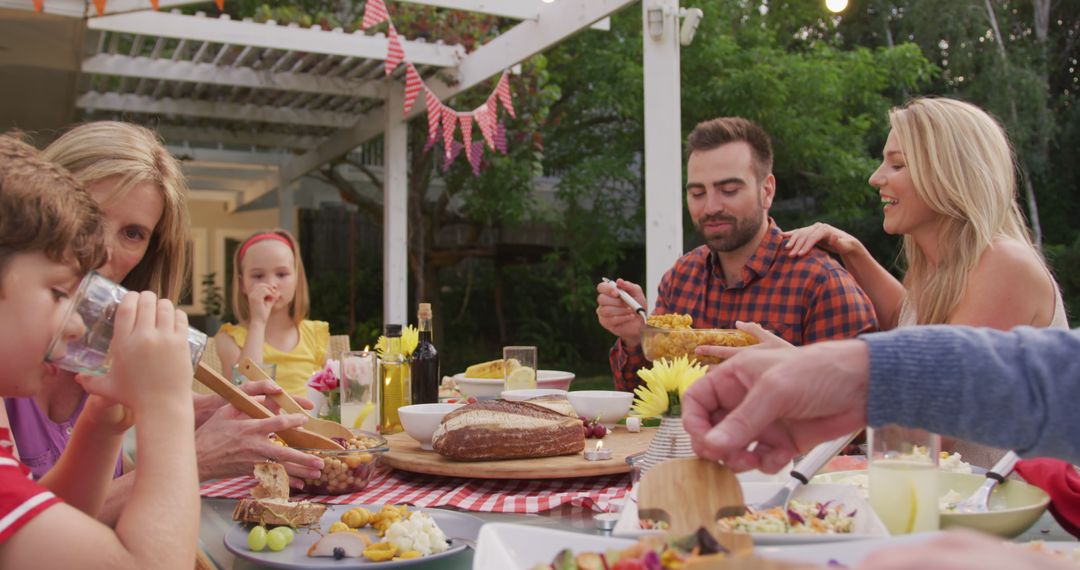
194,361,344,451
238,358,355,441
637,457,754,556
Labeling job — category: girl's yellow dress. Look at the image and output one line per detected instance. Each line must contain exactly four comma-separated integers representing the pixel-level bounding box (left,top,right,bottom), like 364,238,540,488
219,320,330,396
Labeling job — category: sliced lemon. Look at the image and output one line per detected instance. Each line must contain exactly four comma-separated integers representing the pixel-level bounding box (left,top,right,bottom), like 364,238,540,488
505,366,537,390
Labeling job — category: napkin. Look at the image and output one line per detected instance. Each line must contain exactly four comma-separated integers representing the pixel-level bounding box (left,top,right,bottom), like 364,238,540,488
1015,458,1080,538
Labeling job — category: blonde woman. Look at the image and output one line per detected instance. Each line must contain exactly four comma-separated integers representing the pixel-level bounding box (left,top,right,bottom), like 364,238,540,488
704,97,1066,466
3,122,322,524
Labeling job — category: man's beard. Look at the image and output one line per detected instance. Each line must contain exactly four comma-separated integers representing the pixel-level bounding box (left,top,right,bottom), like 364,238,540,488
693,212,764,253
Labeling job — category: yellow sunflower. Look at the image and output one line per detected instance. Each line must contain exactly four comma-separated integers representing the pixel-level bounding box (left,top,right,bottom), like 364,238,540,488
375,325,419,358
631,356,708,418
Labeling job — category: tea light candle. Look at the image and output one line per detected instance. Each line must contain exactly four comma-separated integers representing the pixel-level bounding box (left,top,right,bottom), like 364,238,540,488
593,512,619,531
583,440,612,461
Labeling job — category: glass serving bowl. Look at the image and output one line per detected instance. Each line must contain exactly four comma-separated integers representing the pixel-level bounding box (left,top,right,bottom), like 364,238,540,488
640,324,758,365
292,429,388,495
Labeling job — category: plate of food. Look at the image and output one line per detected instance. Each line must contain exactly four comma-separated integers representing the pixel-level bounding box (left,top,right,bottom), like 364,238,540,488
613,482,889,545
474,523,793,570
224,502,482,569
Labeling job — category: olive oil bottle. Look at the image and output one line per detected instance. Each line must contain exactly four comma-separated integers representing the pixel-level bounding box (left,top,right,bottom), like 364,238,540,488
378,324,410,434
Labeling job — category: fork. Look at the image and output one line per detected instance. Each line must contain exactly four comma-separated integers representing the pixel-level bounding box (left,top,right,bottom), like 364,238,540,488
735,432,859,515
951,451,1020,513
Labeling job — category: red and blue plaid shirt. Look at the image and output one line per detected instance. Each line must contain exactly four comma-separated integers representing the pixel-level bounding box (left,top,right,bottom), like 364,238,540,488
611,221,878,391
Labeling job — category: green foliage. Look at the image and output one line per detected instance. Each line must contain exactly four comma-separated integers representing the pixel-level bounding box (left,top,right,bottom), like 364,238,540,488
200,273,224,319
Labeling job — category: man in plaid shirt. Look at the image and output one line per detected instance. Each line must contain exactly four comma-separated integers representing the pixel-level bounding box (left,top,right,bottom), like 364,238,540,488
597,117,877,391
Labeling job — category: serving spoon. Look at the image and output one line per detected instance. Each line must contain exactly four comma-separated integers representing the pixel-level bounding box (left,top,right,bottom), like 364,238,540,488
238,358,355,441
637,457,754,556
193,361,344,451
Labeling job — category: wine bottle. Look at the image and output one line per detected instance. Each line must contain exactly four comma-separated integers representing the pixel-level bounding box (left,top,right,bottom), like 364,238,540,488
411,302,440,405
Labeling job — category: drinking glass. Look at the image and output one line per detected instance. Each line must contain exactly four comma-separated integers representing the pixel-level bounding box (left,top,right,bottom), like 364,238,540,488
230,362,277,386
45,272,208,375
868,425,940,534
341,350,379,432
502,346,538,391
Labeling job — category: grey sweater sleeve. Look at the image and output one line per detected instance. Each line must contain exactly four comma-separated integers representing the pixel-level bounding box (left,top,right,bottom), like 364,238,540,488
863,325,1080,464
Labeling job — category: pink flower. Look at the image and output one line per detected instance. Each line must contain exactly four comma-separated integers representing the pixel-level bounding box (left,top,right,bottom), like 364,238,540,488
306,364,339,392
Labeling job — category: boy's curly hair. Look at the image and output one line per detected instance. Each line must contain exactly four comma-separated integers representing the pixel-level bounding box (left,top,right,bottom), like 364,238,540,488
0,133,107,278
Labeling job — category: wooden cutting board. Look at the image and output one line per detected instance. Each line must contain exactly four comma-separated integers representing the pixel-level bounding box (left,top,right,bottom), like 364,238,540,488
381,427,655,479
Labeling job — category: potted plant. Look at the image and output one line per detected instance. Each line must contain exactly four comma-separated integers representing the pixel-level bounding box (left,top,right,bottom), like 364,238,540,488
631,356,708,473
201,272,225,336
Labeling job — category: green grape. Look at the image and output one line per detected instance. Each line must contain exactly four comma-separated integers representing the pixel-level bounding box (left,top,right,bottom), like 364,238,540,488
247,526,268,551
274,526,295,545
266,528,289,552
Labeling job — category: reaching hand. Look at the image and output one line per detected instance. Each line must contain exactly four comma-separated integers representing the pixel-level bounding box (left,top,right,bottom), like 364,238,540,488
194,406,325,484
694,321,792,362
76,291,193,410
596,279,647,348
782,222,862,257
681,340,871,473
246,283,280,324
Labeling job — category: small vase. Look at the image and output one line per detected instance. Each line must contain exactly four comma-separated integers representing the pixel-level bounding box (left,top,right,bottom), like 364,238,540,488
638,416,696,474
318,390,341,424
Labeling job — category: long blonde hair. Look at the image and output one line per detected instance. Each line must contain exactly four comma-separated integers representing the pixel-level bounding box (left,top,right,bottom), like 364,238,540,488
892,97,1043,324
231,229,310,325
42,122,190,302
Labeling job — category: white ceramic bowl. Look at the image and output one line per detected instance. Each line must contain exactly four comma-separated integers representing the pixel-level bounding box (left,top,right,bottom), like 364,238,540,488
397,403,463,450
566,390,634,427
500,388,568,401
453,370,575,399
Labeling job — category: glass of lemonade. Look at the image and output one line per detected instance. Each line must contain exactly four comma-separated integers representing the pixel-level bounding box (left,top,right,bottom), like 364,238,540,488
502,346,538,391
341,350,379,432
868,425,940,535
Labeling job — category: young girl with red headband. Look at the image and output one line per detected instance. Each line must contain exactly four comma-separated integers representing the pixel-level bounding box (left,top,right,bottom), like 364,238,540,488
215,230,330,396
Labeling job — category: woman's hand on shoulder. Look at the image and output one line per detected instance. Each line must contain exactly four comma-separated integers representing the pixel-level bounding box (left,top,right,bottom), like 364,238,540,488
782,223,862,257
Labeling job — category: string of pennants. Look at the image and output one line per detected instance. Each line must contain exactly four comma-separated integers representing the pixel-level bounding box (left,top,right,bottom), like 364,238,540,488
363,0,516,175
32,0,224,17
31,0,512,175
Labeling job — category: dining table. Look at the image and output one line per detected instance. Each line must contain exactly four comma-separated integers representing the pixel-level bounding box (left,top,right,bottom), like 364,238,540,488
197,488,1077,569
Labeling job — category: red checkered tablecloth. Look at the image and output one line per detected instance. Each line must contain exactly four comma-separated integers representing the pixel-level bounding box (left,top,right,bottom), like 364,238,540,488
201,467,632,514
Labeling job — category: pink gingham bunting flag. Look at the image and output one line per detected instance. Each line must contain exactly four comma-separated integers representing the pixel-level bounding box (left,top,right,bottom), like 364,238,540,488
494,120,508,154
459,112,475,165
385,25,405,76
474,102,496,150
495,72,516,118
424,88,442,151
441,106,457,159
468,141,484,175
403,63,423,114
361,0,388,30
442,141,464,172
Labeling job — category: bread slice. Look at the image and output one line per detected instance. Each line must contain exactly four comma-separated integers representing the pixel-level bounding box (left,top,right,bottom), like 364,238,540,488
526,394,577,418
251,462,289,500
232,498,327,527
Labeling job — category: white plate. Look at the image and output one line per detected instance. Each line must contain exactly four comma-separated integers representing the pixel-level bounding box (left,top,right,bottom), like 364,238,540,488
474,523,635,570
613,482,889,545
452,370,574,398
759,533,1080,566
223,505,482,569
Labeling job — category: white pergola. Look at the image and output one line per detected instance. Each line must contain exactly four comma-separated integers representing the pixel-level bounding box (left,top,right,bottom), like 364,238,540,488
0,0,685,321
